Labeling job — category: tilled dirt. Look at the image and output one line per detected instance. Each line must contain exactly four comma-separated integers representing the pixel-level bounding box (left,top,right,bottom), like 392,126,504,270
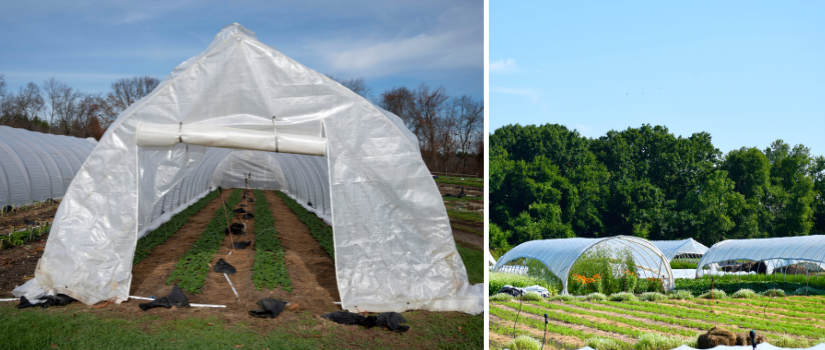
542,301,700,336
495,303,638,344
264,191,339,314
0,234,48,297
491,314,582,348
452,227,483,249
0,203,58,234
437,183,483,198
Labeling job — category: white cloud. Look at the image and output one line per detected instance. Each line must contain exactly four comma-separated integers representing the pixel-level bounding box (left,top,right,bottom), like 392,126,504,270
492,87,542,105
574,124,594,136
305,4,482,78
489,58,518,73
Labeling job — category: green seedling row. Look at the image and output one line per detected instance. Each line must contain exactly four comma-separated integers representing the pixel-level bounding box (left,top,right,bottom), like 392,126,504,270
275,191,334,260
598,300,820,339
166,190,242,293
250,190,292,292
133,190,220,264
567,300,715,333
500,301,645,340
490,303,633,350
687,298,825,320
1,223,51,250
532,301,698,338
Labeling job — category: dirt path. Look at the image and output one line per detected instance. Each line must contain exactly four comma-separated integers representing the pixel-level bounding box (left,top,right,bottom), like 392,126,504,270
130,190,235,297
265,191,339,314
495,303,638,344
452,227,483,249
194,189,273,318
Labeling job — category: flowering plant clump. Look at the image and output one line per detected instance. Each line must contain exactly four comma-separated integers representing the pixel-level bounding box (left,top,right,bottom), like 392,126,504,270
570,273,603,295
645,277,665,293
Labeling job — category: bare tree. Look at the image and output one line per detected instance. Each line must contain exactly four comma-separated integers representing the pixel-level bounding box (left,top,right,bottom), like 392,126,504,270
452,95,483,174
326,74,373,99
409,83,449,170
379,86,415,133
42,77,67,134
98,75,159,127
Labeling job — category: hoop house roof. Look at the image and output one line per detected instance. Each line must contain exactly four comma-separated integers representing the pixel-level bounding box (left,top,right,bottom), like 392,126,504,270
492,236,674,294
0,126,96,208
696,235,825,277
14,23,480,314
650,239,709,261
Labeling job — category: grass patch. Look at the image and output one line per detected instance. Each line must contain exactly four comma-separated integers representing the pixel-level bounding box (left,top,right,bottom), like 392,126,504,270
762,288,786,297
731,288,757,298
434,176,482,188
639,292,667,302
489,293,513,302
585,292,608,301
608,292,638,302
668,290,694,300
634,333,695,350
442,196,483,202
447,209,482,223
586,336,624,350
698,289,726,299
456,243,483,284
503,335,542,350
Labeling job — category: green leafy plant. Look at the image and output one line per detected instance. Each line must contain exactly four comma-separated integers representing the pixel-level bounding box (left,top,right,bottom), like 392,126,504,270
489,293,513,301
133,190,220,264
633,333,693,350
639,292,667,301
250,190,292,292
585,292,608,301
586,336,624,350
731,288,757,298
698,289,726,299
167,190,242,293
609,292,638,302
762,288,786,297
503,335,542,350
668,290,694,300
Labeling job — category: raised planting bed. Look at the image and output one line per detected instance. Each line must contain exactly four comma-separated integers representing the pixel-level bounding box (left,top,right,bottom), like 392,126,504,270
133,190,220,264
250,190,292,292
166,190,242,293
1,224,50,251
275,191,333,260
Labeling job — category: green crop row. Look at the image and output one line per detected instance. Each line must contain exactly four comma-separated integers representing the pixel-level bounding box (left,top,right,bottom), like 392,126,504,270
250,190,292,292
133,190,220,264
532,301,698,338
0,223,51,250
568,300,715,333
500,301,645,340
166,190,242,293
275,191,334,260
490,303,633,350
688,298,825,320
598,300,819,339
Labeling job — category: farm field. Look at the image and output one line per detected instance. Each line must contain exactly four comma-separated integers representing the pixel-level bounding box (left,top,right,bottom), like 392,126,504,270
489,295,825,350
1,189,483,350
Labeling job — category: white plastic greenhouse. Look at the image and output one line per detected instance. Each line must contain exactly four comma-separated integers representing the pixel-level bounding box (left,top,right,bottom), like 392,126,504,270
14,23,481,314
492,236,675,294
696,235,825,278
0,126,97,208
651,238,709,261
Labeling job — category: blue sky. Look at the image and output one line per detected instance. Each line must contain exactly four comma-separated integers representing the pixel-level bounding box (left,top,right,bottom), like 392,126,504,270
490,2,825,157
0,0,482,100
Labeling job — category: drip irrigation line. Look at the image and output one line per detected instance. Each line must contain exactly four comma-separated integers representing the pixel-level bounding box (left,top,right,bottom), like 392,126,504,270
129,296,226,308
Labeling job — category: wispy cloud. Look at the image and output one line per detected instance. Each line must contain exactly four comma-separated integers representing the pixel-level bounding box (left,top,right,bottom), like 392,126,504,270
305,4,482,78
574,124,594,137
490,58,518,73
492,87,542,105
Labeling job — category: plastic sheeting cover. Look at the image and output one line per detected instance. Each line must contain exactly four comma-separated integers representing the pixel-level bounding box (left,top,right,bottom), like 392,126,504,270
0,126,97,208
696,235,825,278
493,236,674,294
14,23,478,314
650,238,709,261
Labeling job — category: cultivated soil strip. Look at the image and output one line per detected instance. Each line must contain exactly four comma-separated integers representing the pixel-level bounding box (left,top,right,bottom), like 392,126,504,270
0,203,58,234
0,234,49,297
264,190,339,314
592,301,808,340
659,300,823,335
548,301,701,337
680,300,825,328
194,190,273,318
490,314,583,348
495,303,637,344
129,191,234,298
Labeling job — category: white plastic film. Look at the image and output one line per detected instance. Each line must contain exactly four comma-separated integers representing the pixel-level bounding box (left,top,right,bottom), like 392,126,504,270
650,239,709,261
15,23,478,314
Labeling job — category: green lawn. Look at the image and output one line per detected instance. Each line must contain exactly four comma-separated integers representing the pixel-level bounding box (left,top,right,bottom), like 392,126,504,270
434,176,483,188
447,209,482,223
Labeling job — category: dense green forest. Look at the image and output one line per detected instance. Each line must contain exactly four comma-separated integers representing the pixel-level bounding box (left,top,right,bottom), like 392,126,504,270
490,124,825,255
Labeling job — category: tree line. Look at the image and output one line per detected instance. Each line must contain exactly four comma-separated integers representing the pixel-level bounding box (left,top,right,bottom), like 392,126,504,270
329,75,484,177
0,73,160,140
490,123,825,255
1,72,483,176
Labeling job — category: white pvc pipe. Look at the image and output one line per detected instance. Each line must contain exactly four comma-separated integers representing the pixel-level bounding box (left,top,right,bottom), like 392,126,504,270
128,295,226,308
224,273,240,300
0,298,19,302
136,123,326,156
